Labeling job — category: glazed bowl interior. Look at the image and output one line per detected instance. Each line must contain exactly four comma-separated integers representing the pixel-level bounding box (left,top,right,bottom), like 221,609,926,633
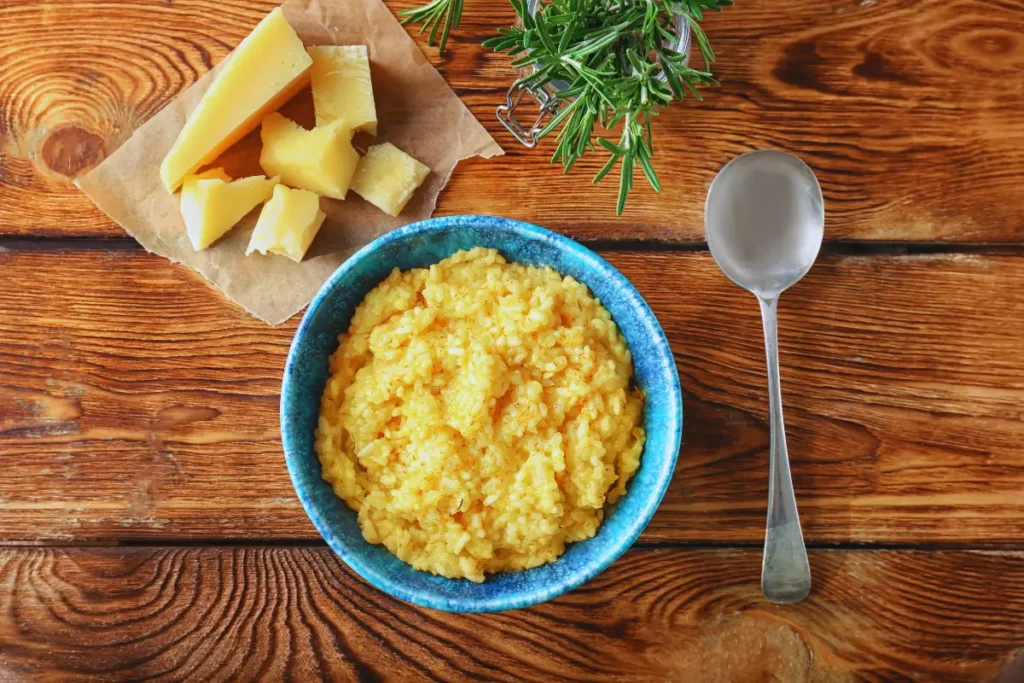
282,215,682,612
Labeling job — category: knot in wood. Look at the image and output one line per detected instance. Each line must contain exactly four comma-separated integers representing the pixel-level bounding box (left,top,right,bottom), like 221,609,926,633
40,125,105,177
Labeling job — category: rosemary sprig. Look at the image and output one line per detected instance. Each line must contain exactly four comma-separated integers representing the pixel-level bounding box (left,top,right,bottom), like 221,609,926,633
484,0,732,214
399,0,465,56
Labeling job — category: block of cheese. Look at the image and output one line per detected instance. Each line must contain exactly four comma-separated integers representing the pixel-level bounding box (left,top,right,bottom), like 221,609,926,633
159,8,312,192
260,113,359,200
180,168,279,251
308,45,377,135
350,143,430,217
246,185,326,262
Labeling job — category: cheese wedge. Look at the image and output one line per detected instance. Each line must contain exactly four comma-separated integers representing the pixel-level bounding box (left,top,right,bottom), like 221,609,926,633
350,143,430,217
246,185,326,262
309,45,377,135
160,8,312,192
180,168,279,250
259,113,359,200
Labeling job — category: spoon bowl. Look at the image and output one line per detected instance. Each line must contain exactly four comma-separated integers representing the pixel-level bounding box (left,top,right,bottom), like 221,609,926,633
705,149,825,604
706,150,824,297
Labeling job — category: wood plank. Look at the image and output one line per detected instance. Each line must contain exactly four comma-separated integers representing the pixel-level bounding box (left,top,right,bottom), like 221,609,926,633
2,0,1023,241
0,546,1021,681
1,247,1022,545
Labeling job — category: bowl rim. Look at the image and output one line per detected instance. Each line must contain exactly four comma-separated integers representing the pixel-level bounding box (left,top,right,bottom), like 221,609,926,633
281,215,682,612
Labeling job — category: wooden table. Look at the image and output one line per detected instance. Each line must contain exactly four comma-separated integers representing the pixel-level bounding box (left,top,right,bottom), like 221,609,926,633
1,0,1023,680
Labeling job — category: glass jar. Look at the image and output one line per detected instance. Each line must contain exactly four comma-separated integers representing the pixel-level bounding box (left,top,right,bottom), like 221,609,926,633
497,0,693,148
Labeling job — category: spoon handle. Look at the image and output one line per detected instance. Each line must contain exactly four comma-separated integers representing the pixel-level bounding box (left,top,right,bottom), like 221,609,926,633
757,295,812,604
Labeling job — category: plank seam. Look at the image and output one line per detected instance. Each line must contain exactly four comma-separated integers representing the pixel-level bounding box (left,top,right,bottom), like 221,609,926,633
5,235,1024,256
1,540,1022,552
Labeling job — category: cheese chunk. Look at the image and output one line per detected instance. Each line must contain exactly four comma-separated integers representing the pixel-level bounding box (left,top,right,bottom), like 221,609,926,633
350,143,430,217
260,113,359,200
246,185,326,262
160,8,312,192
309,45,377,135
180,168,279,251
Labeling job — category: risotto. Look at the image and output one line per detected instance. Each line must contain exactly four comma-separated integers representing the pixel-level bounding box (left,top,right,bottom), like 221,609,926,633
314,247,645,582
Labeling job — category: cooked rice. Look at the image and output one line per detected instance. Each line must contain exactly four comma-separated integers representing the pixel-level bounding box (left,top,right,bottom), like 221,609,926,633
315,247,645,582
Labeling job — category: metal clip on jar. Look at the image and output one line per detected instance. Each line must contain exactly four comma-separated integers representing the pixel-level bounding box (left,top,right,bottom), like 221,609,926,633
496,1,692,148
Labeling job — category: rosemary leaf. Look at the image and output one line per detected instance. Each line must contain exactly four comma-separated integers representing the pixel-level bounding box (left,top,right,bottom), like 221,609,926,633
400,0,463,55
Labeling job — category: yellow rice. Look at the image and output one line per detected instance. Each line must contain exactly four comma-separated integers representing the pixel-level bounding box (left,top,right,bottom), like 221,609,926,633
315,247,645,582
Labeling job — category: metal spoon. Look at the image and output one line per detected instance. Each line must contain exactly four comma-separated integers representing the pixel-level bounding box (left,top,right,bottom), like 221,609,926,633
704,149,824,604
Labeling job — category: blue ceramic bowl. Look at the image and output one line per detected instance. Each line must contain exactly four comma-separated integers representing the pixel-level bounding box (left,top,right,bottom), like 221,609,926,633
282,216,682,612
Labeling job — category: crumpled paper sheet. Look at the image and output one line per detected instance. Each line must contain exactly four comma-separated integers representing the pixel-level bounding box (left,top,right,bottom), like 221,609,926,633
76,0,503,325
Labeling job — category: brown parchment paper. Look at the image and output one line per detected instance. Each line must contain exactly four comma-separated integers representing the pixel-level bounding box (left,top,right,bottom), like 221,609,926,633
75,0,503,325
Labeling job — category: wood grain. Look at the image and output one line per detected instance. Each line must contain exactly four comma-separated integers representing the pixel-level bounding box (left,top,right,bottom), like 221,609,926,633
0,546,1021,681
2,0,1024,241
1,246,1022,545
